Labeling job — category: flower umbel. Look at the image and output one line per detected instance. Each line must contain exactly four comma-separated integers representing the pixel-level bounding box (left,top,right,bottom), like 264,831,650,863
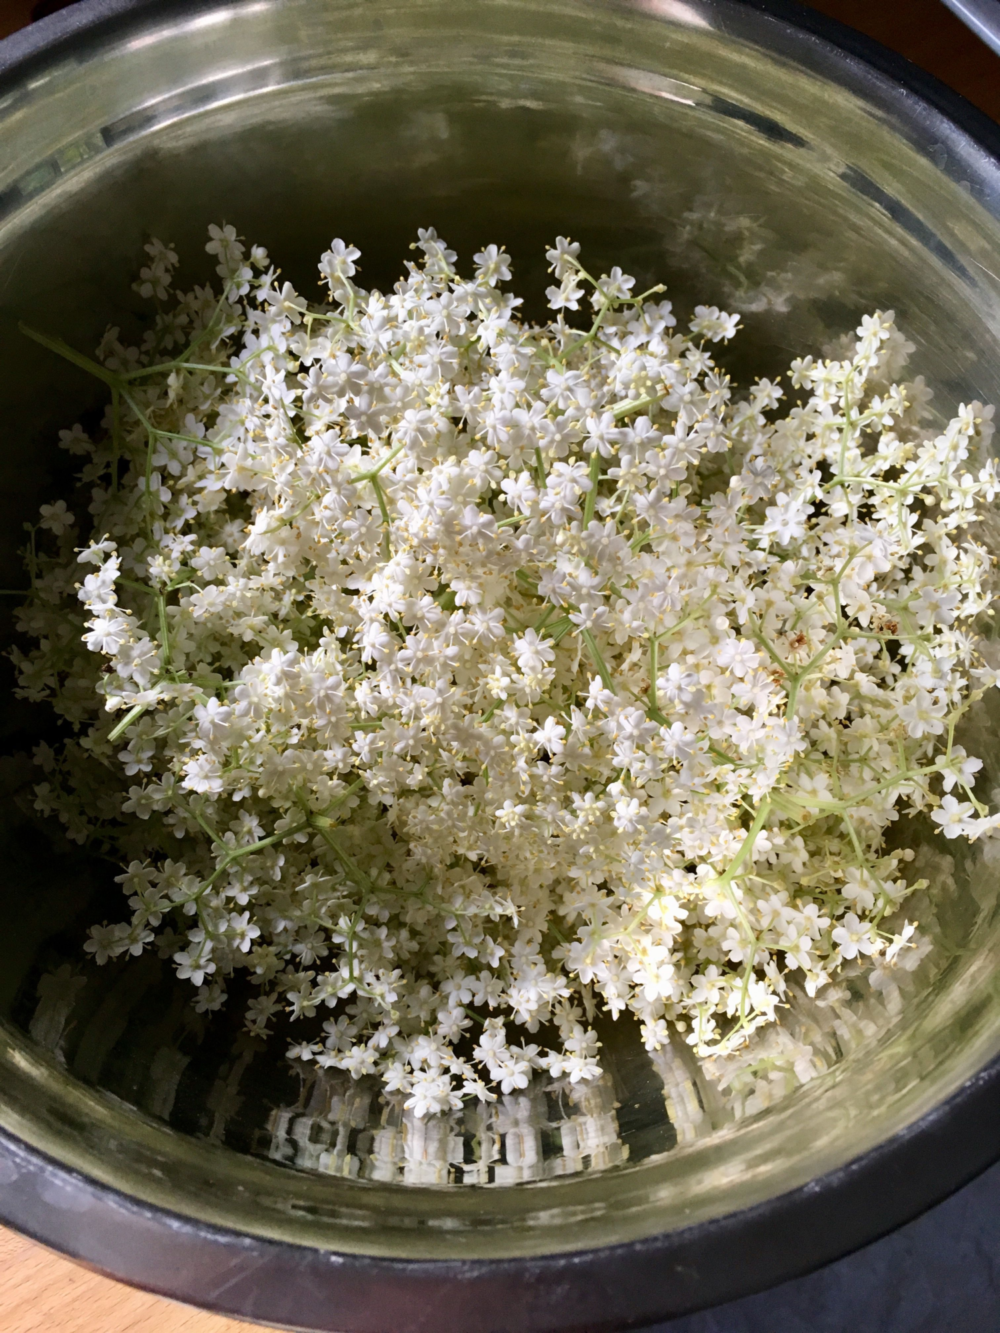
14,226,1000,1111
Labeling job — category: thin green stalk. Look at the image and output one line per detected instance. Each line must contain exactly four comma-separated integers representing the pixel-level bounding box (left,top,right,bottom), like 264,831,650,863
263,492,318,534
312,821,374,892
581,628,615,693
654,594,715,651
717,798,772,890
24,525,37,590
19,323,124,391
370,476,391,560
189,804,228,851
316,777,365,815
534,446,546,489
354,438,407,482
746,611,790,675
611,392,660,421
837,374,853,479
582,450,601,526
648,636,660,716
156,592,171,667
179,817,313,906
534,603,558,634
124,289,233,378
108,702,148,743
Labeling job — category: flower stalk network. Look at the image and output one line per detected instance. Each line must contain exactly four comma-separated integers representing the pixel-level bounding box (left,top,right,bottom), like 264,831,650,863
13,223,1000,1116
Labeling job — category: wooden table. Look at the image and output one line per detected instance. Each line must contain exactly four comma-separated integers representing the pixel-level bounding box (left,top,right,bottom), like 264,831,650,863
0,1,997,1331
0,1225,265,1332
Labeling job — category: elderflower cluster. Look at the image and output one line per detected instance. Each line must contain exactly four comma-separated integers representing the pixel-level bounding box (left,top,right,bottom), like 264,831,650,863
13,225,1000,1117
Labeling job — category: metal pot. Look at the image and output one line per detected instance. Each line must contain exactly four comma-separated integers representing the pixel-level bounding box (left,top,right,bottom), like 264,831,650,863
1,2,999,1329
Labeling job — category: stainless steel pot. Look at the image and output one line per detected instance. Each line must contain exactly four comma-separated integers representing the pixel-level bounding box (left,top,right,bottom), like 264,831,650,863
1,2,1000,1330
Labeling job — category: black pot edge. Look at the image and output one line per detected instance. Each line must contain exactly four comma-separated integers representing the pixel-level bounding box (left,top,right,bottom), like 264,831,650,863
727,0,1000,162
0,0,999,1329
2,1051,1000,1333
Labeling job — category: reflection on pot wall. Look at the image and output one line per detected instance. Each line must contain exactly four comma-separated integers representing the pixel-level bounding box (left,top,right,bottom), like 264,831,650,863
14,815,972,1190
262,1065,628,1185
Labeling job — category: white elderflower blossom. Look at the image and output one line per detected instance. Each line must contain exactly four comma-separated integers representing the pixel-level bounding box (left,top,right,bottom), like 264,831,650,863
13,227,1000,1112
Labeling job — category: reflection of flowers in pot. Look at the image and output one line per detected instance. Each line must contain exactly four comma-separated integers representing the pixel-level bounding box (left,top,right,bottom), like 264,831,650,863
27,964,86,1062
20,829,959,1185
264,1063,627,1185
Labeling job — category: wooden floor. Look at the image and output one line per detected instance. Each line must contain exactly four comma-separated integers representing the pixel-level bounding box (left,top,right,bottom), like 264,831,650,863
0,1225,268,1332
0,0,997,1330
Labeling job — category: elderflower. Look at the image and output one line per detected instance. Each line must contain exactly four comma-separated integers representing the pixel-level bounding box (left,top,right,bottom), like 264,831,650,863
13,224,1000,1113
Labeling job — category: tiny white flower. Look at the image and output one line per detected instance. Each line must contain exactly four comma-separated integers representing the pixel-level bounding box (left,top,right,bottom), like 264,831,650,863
931,794,976,839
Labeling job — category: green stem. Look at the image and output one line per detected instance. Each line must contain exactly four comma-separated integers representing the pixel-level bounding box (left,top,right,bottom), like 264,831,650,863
157,593,171,667
775,764,938,815
316,777,365,815
611,392,660,421
549,615,574,644
534,446,546,489
717,799,772,889
182,817,313,904
264,492,318,534
534,603,558,634
582,450,601,527
19,323,124,391
354,438,407,482
737,936,759,1026
370,476,391,559
312,821,374,892
189,804,228,850
746,611,790,675
124,290,233,379
837,374,853,479
581,628,615,693
655,594,715,650
108,702,149,743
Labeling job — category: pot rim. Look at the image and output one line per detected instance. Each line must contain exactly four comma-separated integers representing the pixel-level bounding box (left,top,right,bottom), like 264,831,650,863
2,1054,999,1331
1,1,999,1329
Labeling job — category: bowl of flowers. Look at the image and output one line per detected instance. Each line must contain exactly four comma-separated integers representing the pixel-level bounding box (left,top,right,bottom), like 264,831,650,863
1,1,1000,1329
